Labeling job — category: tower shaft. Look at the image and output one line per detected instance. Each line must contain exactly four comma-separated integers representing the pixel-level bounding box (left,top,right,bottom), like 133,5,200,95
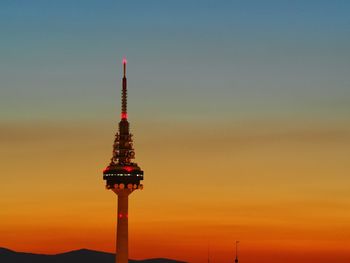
116,190,131,263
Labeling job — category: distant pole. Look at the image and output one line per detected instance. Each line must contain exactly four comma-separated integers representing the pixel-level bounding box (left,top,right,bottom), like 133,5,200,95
235,241,239,263
207,242,210,263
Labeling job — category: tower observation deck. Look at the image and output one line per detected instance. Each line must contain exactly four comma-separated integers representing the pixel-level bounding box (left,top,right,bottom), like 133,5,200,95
103,58,144,263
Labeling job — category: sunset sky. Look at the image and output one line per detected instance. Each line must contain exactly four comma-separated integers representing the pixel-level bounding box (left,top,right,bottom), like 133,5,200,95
1,1,350,263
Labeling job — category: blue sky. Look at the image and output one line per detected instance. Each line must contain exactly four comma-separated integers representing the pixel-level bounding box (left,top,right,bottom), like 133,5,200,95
1,0,350,123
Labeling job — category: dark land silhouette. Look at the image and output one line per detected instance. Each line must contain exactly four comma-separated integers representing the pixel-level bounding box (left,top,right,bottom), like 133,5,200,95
0,247,186,263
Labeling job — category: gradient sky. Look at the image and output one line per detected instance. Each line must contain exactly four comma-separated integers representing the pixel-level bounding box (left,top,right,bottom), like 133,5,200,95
1,1,350,263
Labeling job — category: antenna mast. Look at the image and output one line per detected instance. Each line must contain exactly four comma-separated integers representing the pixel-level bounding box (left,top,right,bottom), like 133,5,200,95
121,57,128,119
207,242,210,263
235,241,239,263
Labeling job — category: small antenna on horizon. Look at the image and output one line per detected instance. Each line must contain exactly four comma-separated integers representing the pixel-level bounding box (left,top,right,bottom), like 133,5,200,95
235,241,239,263
207,242,210,263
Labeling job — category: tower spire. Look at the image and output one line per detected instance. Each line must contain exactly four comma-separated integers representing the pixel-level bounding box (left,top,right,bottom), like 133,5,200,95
121,57,128,120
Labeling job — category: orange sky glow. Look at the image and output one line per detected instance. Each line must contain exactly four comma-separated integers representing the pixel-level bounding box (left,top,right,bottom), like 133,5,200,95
1,120,350,263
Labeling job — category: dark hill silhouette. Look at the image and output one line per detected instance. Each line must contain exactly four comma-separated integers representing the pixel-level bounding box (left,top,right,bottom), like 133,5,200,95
0,247,186,263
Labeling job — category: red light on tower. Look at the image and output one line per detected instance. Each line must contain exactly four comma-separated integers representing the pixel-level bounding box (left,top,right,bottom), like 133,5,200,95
123,166,133,172
121,112,128,119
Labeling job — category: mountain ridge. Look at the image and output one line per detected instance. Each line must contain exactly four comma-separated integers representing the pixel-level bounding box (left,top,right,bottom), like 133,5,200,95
0,247,186,263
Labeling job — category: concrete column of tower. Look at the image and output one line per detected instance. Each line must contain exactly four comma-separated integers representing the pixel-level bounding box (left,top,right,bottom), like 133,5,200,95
116,190,132,263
